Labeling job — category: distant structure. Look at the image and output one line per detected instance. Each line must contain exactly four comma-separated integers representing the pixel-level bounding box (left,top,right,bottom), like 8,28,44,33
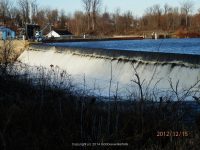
155,32,158,40
151,32,158,40
0,26,15,40
25,24,40,40
46,29,73,38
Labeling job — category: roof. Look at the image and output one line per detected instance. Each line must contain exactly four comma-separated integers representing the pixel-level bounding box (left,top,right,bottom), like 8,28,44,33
54,29,72,35
0,26,15,32
0,26,6,29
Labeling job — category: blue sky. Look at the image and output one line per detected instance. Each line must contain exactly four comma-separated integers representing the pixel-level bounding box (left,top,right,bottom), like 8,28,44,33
14,0,200,17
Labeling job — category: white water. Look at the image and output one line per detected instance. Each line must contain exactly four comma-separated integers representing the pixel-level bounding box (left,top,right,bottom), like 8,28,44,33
17,46,200,100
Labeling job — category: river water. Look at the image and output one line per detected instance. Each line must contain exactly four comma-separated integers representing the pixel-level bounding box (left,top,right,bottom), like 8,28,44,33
47,38,200,55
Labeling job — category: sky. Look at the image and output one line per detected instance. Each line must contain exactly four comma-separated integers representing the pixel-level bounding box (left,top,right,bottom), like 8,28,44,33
14,0,200,17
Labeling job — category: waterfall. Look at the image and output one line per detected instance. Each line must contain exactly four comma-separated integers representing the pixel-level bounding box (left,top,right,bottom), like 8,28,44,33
17,44,200,99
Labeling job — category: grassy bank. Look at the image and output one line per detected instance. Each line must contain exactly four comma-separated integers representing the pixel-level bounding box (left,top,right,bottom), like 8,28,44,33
0,69,200,150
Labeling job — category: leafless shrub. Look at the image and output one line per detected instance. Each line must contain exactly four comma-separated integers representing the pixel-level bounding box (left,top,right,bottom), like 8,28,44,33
169,78,200,101
0,39,16,75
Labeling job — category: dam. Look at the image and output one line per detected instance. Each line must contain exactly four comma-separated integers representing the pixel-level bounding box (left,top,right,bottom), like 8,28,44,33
17,40,200,100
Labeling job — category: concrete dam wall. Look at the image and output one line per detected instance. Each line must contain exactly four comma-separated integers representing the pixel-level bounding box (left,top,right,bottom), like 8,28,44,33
17,44,200,99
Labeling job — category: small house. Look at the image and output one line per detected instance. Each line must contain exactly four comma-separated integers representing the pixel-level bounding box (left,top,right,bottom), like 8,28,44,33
0,26,15,40
46,29,73,38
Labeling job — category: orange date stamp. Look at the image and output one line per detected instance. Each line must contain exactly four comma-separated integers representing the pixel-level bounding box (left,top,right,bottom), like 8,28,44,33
156,131,190,137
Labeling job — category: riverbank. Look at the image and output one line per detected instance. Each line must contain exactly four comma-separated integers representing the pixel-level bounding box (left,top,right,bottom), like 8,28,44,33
43,36,144,43
0,67,200,149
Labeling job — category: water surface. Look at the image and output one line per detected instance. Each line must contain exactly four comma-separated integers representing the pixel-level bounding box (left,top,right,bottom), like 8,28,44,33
46,38,200,55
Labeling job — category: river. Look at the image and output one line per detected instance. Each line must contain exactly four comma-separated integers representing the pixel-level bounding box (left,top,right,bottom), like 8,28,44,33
46,38,200,55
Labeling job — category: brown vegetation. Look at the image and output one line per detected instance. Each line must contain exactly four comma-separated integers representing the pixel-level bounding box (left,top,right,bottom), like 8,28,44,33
1,0,200,37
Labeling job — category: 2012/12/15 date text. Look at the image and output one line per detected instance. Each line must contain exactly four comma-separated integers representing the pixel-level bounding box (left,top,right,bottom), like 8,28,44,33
157,131,190,137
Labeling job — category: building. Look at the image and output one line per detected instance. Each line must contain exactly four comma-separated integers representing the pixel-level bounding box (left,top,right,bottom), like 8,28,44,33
25,24,40,40
0,26,15,40
46,29,73,38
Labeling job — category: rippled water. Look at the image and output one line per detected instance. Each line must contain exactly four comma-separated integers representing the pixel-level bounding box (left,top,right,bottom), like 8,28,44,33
47,38,200,55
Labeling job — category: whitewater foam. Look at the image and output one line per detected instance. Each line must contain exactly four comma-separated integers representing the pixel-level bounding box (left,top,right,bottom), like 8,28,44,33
17,45,200,100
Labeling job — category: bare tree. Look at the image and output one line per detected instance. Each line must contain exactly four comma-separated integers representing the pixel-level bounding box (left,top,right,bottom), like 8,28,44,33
162,4,172,30
142,4,163,30
100,10,112,35
113,8,120,32
0,39,15,75
131,65,145,136
152,4,162,29
169,78,200,101
82,0,101,31
107,61,112,135
30,0,38,23
46,8,59,24
123,11,134,33
32,8,47,28
180,0,194,27
71,11,87,35
17,0,37,24
59,9,66,28
91,0,101,31
18,0,30,24
82,0,92,31
0,0,12,24
164,3,170,15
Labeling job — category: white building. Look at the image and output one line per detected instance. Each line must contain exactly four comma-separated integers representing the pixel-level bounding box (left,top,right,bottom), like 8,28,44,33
46,29,73,38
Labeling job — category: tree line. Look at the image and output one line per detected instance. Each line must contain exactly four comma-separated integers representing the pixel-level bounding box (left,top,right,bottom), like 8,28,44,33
0,0,200,36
